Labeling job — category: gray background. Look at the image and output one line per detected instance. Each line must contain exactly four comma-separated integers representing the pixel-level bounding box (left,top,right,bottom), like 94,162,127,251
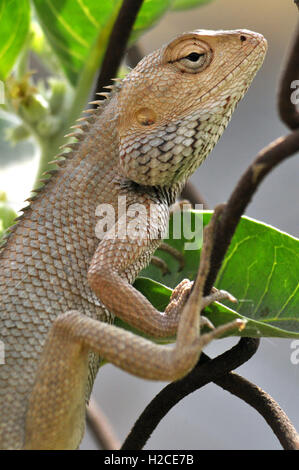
0,0,298,450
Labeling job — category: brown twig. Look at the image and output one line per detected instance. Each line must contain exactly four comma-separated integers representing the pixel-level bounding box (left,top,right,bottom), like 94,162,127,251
122,337,299,450
86,397,121,450
121,338,259,450
204,130,299,295
181,180,209,209
278,22,299,129
214,372,299,450
92,0,144,102
126,43,144,68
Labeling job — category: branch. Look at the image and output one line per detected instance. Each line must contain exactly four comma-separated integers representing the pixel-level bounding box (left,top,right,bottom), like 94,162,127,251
92,0,145,101
126,43,144,68
278,21,299,129
121,338,259,450
86,397,121,450
181,181,209,209
214,372,299,450
122,337,299,450
204,130,299,294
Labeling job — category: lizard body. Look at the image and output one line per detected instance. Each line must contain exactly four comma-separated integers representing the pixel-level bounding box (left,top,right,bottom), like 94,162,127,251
0,30,267,449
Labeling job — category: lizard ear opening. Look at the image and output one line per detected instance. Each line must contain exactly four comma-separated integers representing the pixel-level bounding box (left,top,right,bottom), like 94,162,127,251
135,108,157,126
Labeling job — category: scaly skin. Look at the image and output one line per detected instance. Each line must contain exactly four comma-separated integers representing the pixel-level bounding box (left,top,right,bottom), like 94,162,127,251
0,30,267,449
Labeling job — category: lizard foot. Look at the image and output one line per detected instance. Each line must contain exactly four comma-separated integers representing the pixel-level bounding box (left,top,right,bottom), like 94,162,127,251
165,277,236,330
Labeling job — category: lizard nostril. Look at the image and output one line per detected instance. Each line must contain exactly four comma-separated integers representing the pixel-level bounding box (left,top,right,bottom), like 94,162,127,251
240,35,247,42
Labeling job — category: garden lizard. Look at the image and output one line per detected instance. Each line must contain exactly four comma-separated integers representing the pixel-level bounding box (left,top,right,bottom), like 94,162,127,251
0,29,267,449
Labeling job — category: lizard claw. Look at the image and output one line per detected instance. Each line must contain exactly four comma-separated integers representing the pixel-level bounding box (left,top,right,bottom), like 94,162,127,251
202,287,237,309
200,315,215,330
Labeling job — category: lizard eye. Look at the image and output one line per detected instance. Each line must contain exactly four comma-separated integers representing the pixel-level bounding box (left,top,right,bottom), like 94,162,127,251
177,51,211,73
184,52,205,62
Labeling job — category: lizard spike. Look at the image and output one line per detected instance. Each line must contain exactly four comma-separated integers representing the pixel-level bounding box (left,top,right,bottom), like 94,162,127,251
59,143,72,150
88,100,102,106
14,215,25,222
60,142,79,151
64,132,81,139
68,143,79,149
25,195,37,202
48,159,64,166
57,152,71,158
70,125,83,130
53,159,67,167
63,132,83,141
31,187,44,194
95,92,110,99
76,117,88,122
71,133,84,141
82,108,97,114
39,178,51,183
78,125,88,133
44,169,59,176
20,204,31,211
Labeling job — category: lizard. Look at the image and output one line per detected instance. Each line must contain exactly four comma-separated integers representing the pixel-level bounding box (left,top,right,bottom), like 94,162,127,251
0,29,267,450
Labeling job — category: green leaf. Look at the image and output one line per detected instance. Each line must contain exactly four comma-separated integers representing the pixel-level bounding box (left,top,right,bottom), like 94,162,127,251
32,0,172,86
0,0,30,80
171,0,213,10
0,201,17,238
131,0,171,40
139,211,299,339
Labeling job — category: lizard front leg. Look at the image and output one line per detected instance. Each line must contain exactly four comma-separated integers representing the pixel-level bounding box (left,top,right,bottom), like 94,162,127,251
24,209,244,450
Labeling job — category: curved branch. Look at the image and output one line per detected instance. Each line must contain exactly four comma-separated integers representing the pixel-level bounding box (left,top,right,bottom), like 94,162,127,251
204,130,299,294
214,372,299,450
122,337,299,450
86,397,121,450
121,338,259,450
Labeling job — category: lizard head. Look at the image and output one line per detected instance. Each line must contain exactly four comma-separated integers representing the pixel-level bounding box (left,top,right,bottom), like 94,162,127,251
117,29,267,187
